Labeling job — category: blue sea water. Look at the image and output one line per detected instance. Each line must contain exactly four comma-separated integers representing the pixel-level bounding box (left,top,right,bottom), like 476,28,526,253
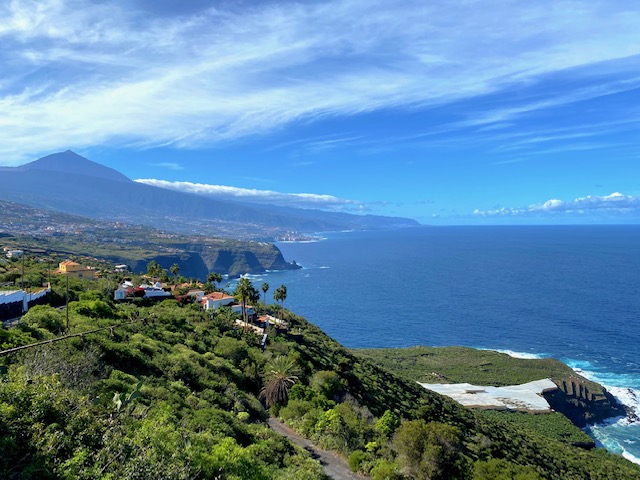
244,225,640,463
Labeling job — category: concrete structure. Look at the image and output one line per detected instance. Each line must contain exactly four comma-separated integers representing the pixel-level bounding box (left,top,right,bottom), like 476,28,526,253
258,314,288,330
418,379,558,412
5,250,24,259
55,261,97,280
114,264,128,273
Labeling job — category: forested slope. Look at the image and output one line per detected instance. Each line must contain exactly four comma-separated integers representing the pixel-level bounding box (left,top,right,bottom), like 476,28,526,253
1,291,639,479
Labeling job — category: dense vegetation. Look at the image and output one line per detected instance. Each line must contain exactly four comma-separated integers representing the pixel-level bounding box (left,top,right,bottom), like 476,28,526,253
354,346,591,387
1,277,639,479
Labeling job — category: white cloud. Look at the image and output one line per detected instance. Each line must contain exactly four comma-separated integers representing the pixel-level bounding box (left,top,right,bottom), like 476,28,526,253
1,0,640,162
134,178,362,210
474,192,640,217
148,162,183,171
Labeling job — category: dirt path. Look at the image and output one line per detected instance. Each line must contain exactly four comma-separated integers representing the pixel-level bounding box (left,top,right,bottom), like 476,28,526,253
267,418,368,480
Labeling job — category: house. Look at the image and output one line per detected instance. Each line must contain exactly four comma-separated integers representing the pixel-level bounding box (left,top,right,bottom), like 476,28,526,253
54,261,98,280
139,284,172,299
201,291,235,311
114,282,171,300
6,250,23,259
0,287,51,318
114,264,128,273
114,287,129,300
186,289,205,302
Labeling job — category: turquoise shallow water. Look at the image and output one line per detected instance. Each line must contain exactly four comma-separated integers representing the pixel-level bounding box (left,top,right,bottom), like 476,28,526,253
239,225,640,463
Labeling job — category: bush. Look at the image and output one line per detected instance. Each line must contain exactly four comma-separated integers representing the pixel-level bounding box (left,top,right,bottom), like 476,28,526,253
348,450,366,472
21,305,65,334
370,459,403,480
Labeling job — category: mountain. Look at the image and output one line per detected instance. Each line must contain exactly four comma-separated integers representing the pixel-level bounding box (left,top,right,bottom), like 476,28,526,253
13,150,131,183
0,151,418,239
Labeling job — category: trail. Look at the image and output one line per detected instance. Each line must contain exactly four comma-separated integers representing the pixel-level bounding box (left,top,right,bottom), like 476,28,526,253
267,418,367,480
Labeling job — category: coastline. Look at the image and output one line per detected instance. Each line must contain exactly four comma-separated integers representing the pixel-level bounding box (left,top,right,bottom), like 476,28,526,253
261,226,640,465
352,345,640,463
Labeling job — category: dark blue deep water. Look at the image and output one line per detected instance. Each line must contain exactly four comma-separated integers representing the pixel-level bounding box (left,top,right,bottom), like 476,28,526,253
246,226,640,462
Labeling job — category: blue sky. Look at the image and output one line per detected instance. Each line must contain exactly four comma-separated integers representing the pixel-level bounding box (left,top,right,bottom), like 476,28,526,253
1,0,640,224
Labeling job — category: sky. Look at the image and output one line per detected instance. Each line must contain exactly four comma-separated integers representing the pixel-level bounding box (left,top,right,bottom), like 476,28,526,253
1,0,640,224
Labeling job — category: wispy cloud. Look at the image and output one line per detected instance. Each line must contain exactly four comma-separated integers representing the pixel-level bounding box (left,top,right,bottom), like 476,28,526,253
148,162,183,171
134,178,363,210
474,192,640,217
1,0,640,162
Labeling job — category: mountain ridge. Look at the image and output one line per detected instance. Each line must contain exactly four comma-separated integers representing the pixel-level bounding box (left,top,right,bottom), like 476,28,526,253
0,150,419,240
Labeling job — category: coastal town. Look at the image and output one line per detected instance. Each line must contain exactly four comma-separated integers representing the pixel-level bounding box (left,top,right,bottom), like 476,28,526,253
0,249,289,339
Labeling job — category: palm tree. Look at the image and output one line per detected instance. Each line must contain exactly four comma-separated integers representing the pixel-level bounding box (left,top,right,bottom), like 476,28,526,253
261,282,269,305
273,285,287,325
146,260,162,284
234,277,259,328
207,272,223,291
170,263,180,288
260,356,300,407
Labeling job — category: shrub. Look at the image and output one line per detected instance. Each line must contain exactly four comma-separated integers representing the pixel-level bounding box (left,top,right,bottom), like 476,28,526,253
348,450,366,472
21,305,65,334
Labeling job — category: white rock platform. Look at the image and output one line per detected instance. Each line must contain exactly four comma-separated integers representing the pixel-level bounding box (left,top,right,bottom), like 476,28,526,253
418,379,558,412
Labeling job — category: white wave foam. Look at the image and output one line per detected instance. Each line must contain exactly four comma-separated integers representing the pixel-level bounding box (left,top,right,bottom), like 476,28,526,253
240,273,264,280
489,349,545,359
607,387,640,422
566,364,640,423
623,450,640,466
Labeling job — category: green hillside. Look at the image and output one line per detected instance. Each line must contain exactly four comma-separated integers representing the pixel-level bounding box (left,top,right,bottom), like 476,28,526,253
1,289,639,479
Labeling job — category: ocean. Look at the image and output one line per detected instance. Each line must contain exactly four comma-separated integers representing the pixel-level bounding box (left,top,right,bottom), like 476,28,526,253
240,225,640,463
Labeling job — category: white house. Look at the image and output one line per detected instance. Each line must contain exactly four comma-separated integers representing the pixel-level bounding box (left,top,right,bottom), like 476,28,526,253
202,291,235,311
140,284,172,299
6,250,23,259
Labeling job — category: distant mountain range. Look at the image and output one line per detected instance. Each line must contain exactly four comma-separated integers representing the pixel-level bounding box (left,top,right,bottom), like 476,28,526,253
0,151,418,239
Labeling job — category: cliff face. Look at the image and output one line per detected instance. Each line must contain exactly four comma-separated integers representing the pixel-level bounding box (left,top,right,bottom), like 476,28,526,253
544,376,626,427
120,242,299,279
197,241,300,277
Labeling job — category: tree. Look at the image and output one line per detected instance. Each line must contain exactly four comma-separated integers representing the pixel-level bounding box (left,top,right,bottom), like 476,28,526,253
146,260,163,283
170,263,180,287
207,272,223,291
260,356,300,407
261,282,269,305
273,285,287,323
21,305,65,334
234,277,259,328
393,420,469,480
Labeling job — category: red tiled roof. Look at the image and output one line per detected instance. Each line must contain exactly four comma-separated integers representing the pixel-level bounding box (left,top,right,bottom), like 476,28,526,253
203,292,233,300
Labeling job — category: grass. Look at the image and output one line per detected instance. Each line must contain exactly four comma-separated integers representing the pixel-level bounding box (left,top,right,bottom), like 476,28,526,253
354,345,602,391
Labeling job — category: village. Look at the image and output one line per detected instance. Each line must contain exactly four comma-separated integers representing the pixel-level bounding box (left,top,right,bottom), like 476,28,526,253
0,250,289,339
